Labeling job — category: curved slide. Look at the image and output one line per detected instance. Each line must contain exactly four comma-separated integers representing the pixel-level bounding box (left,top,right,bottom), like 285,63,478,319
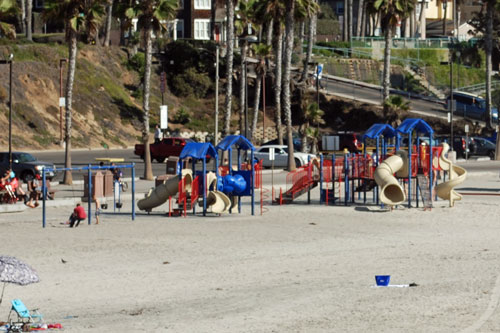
435,143,467,207
137,170,193,212
374,151,408,206
205,172,232,214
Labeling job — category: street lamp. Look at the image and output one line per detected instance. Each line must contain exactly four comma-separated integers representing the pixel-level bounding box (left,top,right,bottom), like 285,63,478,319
240,35,258,139
0,54,13,169
449,49,454,151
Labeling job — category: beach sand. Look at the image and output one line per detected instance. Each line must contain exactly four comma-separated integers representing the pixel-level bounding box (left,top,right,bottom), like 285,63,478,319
1,172,500,332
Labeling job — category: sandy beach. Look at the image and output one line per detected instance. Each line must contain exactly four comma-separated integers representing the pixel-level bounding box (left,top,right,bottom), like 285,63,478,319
1,170,500,332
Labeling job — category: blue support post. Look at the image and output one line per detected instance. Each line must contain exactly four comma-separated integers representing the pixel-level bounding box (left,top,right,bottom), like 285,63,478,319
429,135,433,204
192,158,196,215
344,154,348,206
132,164,135,220
42,168,46,228
87,164,92,225
307,155,311,204
238,148,241,213
332,154,336,204
203,158,207,216
408,132,413,208
319,154,324,204
251,150,255,215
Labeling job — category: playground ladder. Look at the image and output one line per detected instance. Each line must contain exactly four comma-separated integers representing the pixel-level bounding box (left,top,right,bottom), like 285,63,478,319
416,174,432,209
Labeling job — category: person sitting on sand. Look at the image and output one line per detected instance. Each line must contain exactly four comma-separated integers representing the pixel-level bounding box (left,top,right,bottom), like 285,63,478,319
67,203,87,228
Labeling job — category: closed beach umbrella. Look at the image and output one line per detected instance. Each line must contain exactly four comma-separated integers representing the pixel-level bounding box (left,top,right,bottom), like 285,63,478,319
0,256,40,306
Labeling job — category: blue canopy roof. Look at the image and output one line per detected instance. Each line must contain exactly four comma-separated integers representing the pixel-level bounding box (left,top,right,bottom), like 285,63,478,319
396,118,434,135
179,142,218,160
363,124,399,139
216,135,255,151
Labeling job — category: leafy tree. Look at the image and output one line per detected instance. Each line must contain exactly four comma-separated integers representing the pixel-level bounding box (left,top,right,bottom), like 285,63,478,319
43,0,105,184
126,0,178,180
0,0,18,39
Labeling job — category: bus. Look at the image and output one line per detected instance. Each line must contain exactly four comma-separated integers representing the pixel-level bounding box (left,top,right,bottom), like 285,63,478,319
447,91,499,123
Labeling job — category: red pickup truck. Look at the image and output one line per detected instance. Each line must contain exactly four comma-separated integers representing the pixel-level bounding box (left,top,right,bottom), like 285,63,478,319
134,137,194,163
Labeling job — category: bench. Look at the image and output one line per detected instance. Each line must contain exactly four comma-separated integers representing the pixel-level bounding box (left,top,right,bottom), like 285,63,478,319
95,158,125,163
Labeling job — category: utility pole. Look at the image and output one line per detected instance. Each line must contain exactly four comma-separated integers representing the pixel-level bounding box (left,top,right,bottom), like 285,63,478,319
450,51,454,151
59,59,67,147
215,45,219,145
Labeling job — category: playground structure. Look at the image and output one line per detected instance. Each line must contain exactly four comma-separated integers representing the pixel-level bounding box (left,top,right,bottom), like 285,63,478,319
137,135,261,216
273,118,467,209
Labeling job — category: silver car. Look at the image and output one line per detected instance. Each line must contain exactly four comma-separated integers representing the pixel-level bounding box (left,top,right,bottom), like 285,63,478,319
254,145,316,168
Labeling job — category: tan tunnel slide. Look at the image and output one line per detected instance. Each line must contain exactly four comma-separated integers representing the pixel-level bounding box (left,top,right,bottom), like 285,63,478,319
137,169,193,212
435,143,467,207
203,172,233,214
374,151,409,207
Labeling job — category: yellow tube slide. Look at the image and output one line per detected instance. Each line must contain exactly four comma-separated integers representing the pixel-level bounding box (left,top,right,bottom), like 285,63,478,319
137,170,193,212
435,143,467,207
374,151,408,206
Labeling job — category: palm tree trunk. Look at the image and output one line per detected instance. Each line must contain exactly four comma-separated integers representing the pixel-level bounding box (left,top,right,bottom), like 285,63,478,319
298,21,305,57
348,0,353,40
382,24,392,115
239,41,248,135
266,20,273,46
63,31,78,185
419,2,426,39
103,0,113,47
26,0,32,41
301,8,316,82
442,3,447,36
301,123,309,153
20,0,25,35
143,27,154,180
343,0,348,40
356,0,364,36
361,2,367,37
273,22,284,145
251,72,263,142
224,0,235,136
283,0,296,171
211,0,217,40
485,0,493,130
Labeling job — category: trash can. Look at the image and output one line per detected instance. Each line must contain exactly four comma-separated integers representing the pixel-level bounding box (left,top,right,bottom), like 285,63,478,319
103,170,114,197
83,171,104,198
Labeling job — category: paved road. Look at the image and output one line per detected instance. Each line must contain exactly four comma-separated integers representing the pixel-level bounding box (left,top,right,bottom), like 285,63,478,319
322,77,449,119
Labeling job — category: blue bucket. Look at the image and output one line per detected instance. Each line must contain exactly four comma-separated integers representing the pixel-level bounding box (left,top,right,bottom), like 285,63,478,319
375,275,390,286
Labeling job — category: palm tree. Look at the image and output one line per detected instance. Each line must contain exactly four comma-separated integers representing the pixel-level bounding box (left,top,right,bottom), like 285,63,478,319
103,0,113,47
25,0,32,41
283,0,296,171
83,1,105,44
235,0,255,136
43,0,104,184
250,43,272,141
301,102,324,153
126,0,178,180
366,0,416,118
224,0,236,137
299,0,320,82
253,0,286,145
0,0,17,39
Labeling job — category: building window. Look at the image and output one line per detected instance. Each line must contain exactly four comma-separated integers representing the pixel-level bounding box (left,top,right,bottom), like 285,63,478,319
176,19,184,39
194,0,211,10
194,19,210,40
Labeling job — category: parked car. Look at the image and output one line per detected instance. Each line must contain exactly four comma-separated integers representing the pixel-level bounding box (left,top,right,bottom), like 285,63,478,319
319,132,363,153
434,135,476,159
471,137,496,159
0,152,56,182
262,137,302,152
254,145,316,168
134,137,194,163
447,91,499,124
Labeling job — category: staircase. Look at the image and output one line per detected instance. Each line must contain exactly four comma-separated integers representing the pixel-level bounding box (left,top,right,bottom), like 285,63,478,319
404,65,445,99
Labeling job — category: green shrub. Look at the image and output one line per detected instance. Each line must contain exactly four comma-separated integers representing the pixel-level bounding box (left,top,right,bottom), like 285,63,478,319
127,52,145,79
170,68,212,98
173,107,190,124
